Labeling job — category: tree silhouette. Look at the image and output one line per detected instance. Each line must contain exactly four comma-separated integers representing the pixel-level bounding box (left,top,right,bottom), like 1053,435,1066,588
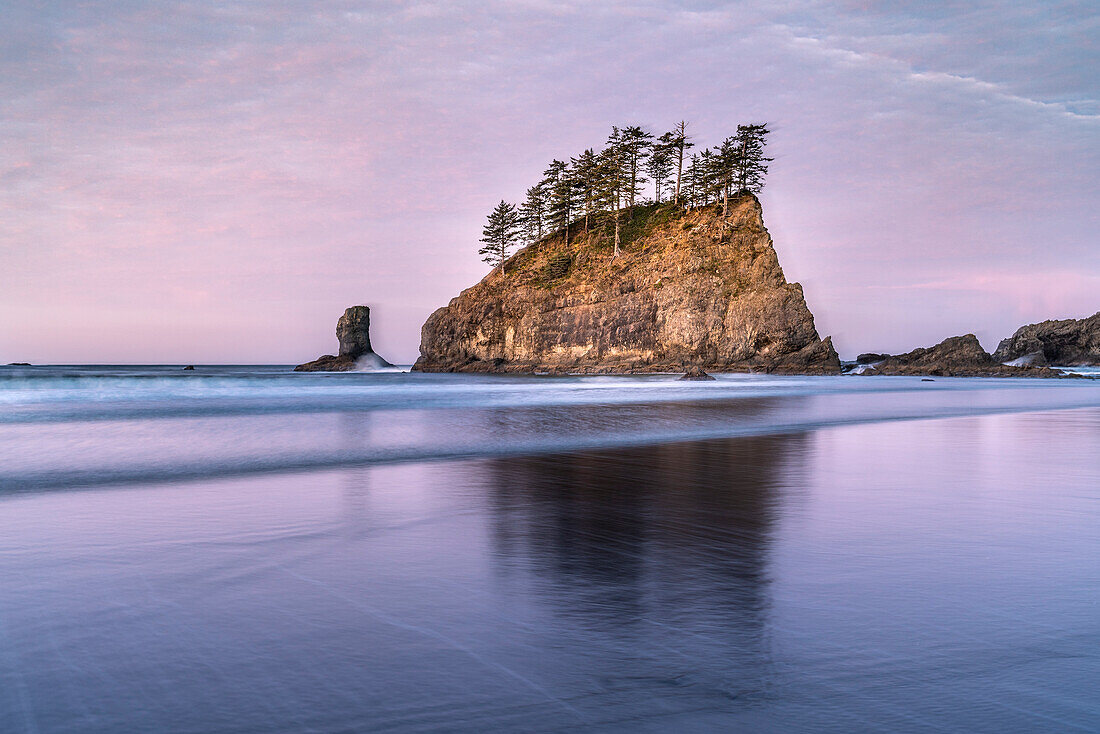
619,125,653,211
519,183,547,245
733,123,772,194
571,148,600,232
542,159,577,248
667,120,694,206
479,200,522,274
647,134,674,203
597,127,631,257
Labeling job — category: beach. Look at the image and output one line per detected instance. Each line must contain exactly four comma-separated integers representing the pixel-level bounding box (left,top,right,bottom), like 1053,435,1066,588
1,368,1099,731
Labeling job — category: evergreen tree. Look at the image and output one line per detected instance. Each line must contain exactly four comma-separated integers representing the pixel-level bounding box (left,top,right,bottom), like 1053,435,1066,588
596,127,630,257
697,148,719,205
715,136,738,216
647,133,674,203
733,123,773,194
542,159,577,248
519,183,547,245
667,120,694,206
619,125,653,210
682,154,700,207
571,148,600,232
478,200,522,274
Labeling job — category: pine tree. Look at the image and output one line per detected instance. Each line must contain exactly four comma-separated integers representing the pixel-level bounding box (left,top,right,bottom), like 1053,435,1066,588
647,133,674,203
682,153,700,207
571,148,600,232
596,127,630,257
697,148,719,205
619,126,653,210
716,136,738,216
478,200,522,275
519,183,547,245
542,159,577,248
667,120,694,207
733,123,773,194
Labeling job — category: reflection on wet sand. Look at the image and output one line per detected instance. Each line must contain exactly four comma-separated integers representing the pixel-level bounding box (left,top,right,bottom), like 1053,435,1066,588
485,434,809,694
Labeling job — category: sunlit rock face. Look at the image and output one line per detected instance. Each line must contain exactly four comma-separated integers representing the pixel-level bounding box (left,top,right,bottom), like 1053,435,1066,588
295,306,391,372
414,195,840,374
993,313,1100,366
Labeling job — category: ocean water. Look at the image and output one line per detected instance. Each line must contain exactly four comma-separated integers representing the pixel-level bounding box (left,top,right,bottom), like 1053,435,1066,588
1,365,1099,732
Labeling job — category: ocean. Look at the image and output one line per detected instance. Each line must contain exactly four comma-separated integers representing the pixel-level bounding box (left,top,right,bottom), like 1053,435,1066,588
1,365,1099,732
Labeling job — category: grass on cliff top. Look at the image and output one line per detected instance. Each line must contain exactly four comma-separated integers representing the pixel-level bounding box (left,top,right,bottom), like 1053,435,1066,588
502,197,748,288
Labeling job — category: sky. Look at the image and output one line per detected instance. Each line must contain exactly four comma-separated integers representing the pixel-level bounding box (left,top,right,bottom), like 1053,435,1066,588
2,0,1098,364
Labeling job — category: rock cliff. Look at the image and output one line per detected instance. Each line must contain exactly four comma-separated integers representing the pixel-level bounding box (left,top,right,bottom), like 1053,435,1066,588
414,195,839,374
992,312,1100,366
295,306,392,372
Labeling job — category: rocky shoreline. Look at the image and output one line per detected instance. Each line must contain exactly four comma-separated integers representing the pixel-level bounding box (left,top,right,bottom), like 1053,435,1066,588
843,334,1086,378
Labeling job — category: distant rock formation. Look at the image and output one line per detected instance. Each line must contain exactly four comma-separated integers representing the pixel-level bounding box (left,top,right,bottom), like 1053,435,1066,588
849,334,1070,377
679,366,716,381
414,195,840,374
295,306,392,372
992,312,1100,366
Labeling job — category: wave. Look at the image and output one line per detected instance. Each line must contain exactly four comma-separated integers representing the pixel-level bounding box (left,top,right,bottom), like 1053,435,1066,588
3,369,1096,425
2,382,1099,492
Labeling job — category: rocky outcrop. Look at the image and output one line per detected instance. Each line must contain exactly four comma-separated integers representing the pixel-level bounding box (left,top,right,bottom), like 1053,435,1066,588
295,306,392,372
414,195,840,374
850,334,1070,377
679,366,716,381
992,312,1100,366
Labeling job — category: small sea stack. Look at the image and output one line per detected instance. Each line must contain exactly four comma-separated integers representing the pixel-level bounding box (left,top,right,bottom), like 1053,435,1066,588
295,306,393,372
679,366,716,381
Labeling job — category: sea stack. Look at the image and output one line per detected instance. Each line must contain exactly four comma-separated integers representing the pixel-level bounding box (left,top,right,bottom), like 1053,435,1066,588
413,194,840,374
295,306,392,372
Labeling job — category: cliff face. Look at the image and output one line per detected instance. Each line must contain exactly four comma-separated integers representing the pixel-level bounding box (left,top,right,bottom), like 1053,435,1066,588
992,312,1100,366
414,195,839,374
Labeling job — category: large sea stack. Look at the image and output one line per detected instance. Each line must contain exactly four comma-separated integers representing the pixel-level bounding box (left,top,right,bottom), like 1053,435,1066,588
992,312,1100,366
414,194,840,374
295,306,392,372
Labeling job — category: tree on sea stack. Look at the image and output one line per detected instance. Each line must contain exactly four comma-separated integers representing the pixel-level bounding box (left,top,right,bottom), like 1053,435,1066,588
647,133,674,203
733,123,773,194
479,200,522,275
597,127,631,258
619,125,653,210
571,148,600,233
667,120,694,207
519,182,547,245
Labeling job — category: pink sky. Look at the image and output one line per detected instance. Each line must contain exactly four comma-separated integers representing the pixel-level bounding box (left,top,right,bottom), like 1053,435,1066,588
2,1,1098,363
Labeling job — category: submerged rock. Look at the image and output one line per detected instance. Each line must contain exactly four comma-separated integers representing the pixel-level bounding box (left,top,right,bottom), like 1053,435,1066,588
414,195,839,375
295,306,393,372
679,366,716,381
183,365,195,370
992,312,1100,366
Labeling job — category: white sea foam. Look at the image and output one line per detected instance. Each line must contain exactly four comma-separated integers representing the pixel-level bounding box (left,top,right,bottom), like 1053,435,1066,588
1,366,1099,491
